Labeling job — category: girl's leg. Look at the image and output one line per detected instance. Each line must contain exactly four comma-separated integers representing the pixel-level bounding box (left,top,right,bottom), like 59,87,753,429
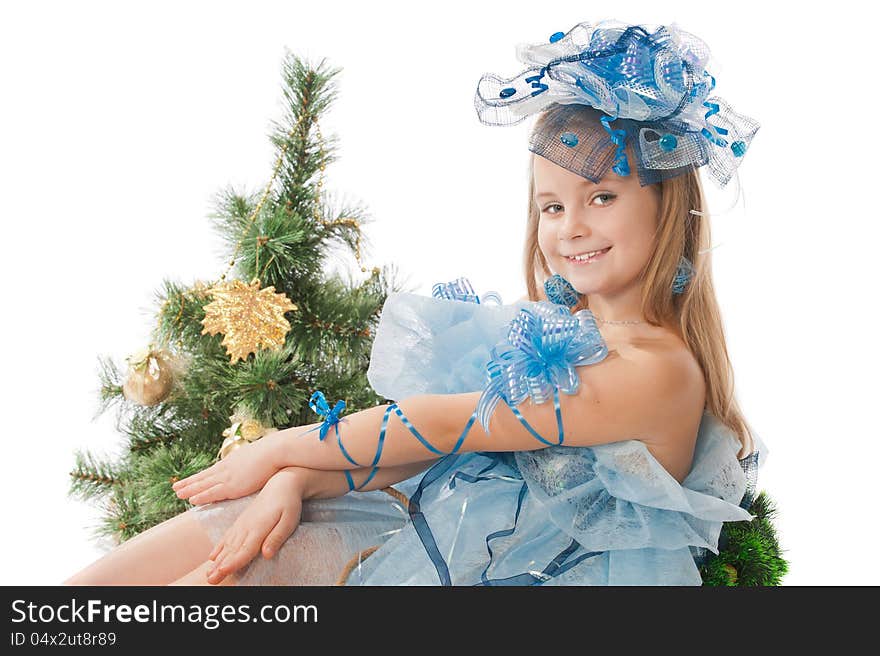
63,510,216,586
168,560,238,586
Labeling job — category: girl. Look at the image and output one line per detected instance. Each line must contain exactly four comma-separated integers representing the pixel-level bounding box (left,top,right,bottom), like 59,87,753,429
65,20,765,586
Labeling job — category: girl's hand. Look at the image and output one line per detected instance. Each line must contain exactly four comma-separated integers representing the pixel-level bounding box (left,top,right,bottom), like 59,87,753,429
172,431,284,505
205,467,306,585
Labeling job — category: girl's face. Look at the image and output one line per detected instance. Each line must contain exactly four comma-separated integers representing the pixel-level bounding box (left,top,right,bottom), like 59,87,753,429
534,153,661,296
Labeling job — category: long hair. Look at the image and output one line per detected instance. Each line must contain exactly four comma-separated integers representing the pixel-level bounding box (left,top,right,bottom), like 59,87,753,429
522,108,755,458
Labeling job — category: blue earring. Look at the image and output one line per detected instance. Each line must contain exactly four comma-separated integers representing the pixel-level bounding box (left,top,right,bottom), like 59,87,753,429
672,256,694,295
544,273,581,308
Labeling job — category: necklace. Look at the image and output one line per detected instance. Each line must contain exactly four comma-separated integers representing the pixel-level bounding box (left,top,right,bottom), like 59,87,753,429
592,314,644,325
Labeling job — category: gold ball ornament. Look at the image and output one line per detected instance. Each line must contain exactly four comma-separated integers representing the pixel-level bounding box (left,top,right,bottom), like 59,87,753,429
122,345,176,406
217,410,279,460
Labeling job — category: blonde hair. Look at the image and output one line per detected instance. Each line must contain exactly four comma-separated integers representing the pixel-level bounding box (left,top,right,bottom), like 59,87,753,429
522,107,755,458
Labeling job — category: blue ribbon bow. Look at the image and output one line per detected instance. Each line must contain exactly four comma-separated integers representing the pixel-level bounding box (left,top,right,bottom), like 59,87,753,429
432,276,502,305
301,390,370,468
302,390,349,442
475,301,608,445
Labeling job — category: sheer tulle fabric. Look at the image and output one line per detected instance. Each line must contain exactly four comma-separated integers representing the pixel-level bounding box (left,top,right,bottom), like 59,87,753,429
366,292,533,397
189,489,412,585
189,292,767,585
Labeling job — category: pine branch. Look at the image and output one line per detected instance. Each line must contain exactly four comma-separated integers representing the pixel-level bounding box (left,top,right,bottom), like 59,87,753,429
124,408,185,453
69,450,121,501
362,260,419,299
700,490,789,586
206,184,262,253
285,271,383,365
233,203,321,288
93,354,125,421
130,441,215,516
152,278,213,348
219,344,308,428
129,432,180,452
94,441,218,544
120,399,218,457
97,484,151,543
270,53,343,211
313,188,374,264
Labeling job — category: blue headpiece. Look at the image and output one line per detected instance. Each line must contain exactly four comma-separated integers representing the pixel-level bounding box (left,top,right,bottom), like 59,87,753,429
474,20,759,189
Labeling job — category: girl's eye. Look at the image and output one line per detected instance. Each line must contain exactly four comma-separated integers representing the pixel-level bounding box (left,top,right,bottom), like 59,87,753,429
541,194,616,214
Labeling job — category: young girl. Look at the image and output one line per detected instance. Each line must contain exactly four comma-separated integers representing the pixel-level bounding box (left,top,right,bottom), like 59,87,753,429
65,19,766,587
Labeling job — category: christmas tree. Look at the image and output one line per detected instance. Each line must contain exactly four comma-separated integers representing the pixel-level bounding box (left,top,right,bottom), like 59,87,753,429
68,52,411,543
700,491,789,586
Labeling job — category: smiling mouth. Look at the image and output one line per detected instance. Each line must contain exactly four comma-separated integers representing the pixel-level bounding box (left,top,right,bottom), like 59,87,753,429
565,246,612,264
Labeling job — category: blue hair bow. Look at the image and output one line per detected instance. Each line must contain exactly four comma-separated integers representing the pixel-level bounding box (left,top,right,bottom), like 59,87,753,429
475,301,608,445
474,20,760,189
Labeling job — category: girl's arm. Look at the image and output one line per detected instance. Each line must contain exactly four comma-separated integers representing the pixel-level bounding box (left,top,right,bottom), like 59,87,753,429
175,322,696,506
297,458,439,500
265,348,696,472
264,391,556,471
264,393,486,472
171,410,443,506
202,460,437,584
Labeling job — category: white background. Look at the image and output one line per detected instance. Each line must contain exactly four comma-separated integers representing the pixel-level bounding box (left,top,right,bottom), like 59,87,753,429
1,0,875,586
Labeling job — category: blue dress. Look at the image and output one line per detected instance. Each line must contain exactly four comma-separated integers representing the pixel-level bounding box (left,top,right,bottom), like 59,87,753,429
190,290,767,586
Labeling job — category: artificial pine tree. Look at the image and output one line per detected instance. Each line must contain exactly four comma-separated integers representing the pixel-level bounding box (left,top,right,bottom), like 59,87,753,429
69,52,411,543
700,491,789,586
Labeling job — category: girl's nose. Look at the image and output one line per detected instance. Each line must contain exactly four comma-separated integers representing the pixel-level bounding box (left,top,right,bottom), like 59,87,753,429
558,208,590,240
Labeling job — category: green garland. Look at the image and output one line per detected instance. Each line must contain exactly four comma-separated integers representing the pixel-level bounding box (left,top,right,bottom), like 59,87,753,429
700,490,789,586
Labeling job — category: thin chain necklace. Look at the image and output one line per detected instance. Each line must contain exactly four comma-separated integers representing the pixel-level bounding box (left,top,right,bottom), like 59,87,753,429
592,313,644,326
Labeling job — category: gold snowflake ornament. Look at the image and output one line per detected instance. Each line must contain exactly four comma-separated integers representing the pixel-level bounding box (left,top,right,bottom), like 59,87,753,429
200,278,298,363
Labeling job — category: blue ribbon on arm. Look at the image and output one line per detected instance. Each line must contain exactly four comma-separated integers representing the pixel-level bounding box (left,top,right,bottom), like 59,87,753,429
475,301,609,445
339,404,400,492
300,391,478,492
302,390,348,441
300,390,366,468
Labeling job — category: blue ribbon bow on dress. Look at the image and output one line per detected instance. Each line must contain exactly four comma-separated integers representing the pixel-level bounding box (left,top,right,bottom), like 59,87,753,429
432,276,502,305
475,301,609,445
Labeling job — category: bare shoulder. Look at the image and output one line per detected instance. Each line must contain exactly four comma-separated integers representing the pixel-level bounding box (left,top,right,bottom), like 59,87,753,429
481,314,705,483
604,333,705,420
624,330,704,393
616,331,706,483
